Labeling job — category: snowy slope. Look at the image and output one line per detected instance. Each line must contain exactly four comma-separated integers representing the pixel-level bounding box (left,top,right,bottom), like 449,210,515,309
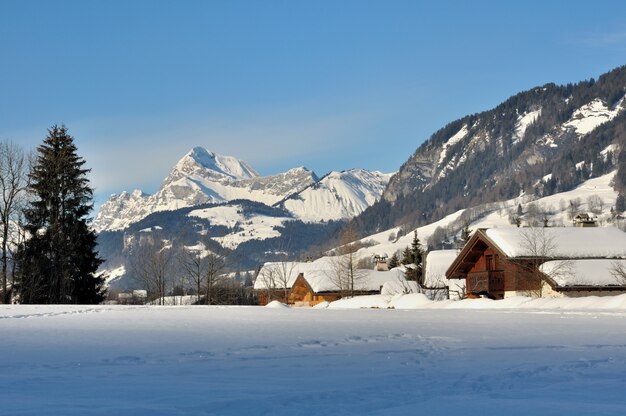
280,169,393,222
562,98,625,136
353,171,622,262
188,204,292,249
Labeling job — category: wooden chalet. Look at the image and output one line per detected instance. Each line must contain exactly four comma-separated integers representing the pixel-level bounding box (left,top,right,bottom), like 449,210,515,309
254,259,410,306
446,227,626,299
287,268,407,306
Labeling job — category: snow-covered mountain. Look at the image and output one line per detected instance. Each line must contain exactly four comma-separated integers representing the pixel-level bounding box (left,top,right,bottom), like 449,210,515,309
279,169,394,222
93,147,317,232
93,147,391,232
353,65,626,237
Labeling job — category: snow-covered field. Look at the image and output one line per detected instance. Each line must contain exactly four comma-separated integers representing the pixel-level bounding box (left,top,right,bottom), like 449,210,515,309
3,303,626,415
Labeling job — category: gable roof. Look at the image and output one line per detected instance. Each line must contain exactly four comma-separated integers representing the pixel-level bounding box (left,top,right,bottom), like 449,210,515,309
303,268,407,293
254,259,332,290
254,259,408,293
446,227,626,280
484,227,626,258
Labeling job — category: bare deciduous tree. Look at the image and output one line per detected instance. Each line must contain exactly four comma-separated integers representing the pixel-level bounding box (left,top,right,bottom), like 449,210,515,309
0,140,29,303
586,194,604,215
204,250,228,305
326,222,366,296
129,237,173,305
610,260,626,284
568,197,582,220
178,245,206,304
518,227,571,297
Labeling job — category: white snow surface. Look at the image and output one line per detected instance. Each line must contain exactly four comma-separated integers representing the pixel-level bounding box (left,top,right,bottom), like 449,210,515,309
102,265,126,286
513,108,541,144
5,302,626,414
281,169,392,222
562,97,625,136
189,205,291,249
437,124,468,166
484,227,626,258
541,259,626,287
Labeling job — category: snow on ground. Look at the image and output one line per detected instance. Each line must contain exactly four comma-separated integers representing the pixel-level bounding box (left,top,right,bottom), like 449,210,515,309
188,204,291,248
437,124,468,166
4,303,626,415
513,108,541,144
102,265,125,286
562,97,624,136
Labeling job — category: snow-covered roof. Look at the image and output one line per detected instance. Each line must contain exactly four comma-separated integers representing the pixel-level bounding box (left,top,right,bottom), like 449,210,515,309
254,259,408,293
425,250,458,287
541,259,626,287
484,227,626,259
305,268,407,293
254,260,326,290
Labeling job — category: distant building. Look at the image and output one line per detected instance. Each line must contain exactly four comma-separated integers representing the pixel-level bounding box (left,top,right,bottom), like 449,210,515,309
373,253,389,271
573,213,597,227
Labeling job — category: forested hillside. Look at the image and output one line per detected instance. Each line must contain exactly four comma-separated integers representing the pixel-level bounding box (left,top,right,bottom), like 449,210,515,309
353,65,626,236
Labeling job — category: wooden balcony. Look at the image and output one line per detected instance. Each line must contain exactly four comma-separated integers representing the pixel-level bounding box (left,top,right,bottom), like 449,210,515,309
467,270,504,293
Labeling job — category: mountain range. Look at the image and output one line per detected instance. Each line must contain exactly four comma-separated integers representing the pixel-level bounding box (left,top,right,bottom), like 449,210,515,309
93,146,391,233
96,65,626,290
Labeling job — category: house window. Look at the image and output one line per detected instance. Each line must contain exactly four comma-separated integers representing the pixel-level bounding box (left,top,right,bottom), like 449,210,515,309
486,255,494,271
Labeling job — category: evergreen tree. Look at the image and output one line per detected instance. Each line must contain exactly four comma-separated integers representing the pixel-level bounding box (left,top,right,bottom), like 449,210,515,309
402,231,424,285
460,223,472,247
388,252,400,269
617,194,626,213
16,126,105,304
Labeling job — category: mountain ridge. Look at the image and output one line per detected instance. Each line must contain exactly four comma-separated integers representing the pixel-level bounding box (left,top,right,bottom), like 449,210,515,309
93,147,391,232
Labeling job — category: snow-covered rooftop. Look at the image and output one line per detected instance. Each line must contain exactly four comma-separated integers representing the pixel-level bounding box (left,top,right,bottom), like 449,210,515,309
254,259,408,293
424,250,458,287
541,259,626,287
484,227,626,259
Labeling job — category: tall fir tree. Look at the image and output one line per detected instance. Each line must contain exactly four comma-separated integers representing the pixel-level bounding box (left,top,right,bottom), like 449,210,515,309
460,223,472,248
16,126,105,304
401,231,424,285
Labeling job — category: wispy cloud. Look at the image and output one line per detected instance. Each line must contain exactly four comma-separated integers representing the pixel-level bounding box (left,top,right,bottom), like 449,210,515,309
578,30,626,47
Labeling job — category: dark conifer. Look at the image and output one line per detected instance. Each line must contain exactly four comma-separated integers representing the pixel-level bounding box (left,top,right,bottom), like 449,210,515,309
16,126,105,304
401,231,424,285
388,252,400,269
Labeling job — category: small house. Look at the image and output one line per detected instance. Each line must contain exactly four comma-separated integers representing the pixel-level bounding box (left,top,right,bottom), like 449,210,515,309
288,268,408,306
373,253,389,271
573,213,597,227
446,227,626,299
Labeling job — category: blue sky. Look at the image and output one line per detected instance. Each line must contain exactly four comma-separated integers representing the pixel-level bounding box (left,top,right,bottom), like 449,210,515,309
2,1,626,206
